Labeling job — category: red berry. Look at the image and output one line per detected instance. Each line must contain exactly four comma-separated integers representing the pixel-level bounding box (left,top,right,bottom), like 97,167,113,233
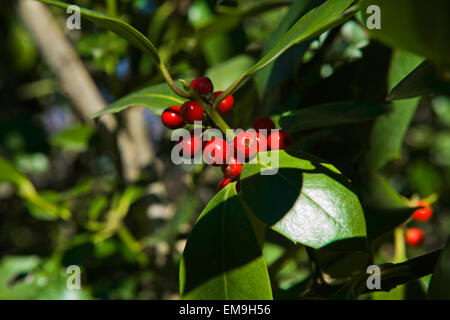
252,117,275,133
267,130,293,150
181,101,204,124
214,91,234,115
177,134,202,158
190,77,214,96
221,156,242,179
161,106,185,129
217,177,233,192
204,138,231,166
412,201,433,222
234,131,267,161
405,228,425,247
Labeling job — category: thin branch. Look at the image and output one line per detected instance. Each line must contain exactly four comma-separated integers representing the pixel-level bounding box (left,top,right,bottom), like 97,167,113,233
360,249,441,295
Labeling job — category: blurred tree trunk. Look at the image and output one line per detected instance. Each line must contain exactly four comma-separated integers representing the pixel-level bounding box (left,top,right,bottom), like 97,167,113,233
17,0,155,182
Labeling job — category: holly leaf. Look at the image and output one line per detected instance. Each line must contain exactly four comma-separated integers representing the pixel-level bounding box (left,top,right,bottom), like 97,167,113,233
367,50,424,170
428,237,450,299
180,183,272,300
361,0,450,67
240,150,366,248
226,0,357,94
90,82,186,118
279,102,389,132
388,61,450,101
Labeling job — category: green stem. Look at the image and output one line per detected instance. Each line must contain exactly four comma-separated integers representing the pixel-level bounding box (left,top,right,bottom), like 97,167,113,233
160,63,191,99
212,74,248,110
180,81,234,136
208,108,233,136
394,226,406,263
106,0,117,17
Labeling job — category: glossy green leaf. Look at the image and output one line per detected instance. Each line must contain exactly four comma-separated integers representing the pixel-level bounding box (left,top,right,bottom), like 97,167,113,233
90,82,186,118
388,61,450,101
428,237,450,299
361,0,450,67
49,124,95,152
36,0,160,63
180,183,272,300
367,50,424,170
240,151,366,248
279,102,389,132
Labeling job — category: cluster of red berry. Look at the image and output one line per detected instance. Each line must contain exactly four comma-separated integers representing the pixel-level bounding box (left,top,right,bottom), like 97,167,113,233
161,77,235,129
160,77,293,192
405,200,433,247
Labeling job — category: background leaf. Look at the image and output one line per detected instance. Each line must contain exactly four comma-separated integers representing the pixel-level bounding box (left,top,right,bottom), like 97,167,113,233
388,61,450,101
428,237,450,299
206,54,255,91
367,50,424,170
279,102,389,132
49,124,95,152
361,0,450,67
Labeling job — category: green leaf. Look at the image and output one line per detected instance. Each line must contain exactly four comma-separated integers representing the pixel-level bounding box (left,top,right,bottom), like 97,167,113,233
367,50,424,170
361,0,450,67
49,124,95,152
244,0,355,77
180,183,272,300
90,82,186,118
362,173,413,240
0,157,30,187
279,102,389,133
428,237,450,299
196,1,291,42
240,150,366,248
388,61,450,101
365,207,415,240
36,0,160,64
206,55,256,91
253,0,323,98
310,238,368,284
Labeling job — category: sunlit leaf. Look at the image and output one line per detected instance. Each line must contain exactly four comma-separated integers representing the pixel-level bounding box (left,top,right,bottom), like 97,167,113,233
240,150,366,248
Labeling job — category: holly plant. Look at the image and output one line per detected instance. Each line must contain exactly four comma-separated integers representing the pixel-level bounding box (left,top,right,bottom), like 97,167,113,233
14,0,450,300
